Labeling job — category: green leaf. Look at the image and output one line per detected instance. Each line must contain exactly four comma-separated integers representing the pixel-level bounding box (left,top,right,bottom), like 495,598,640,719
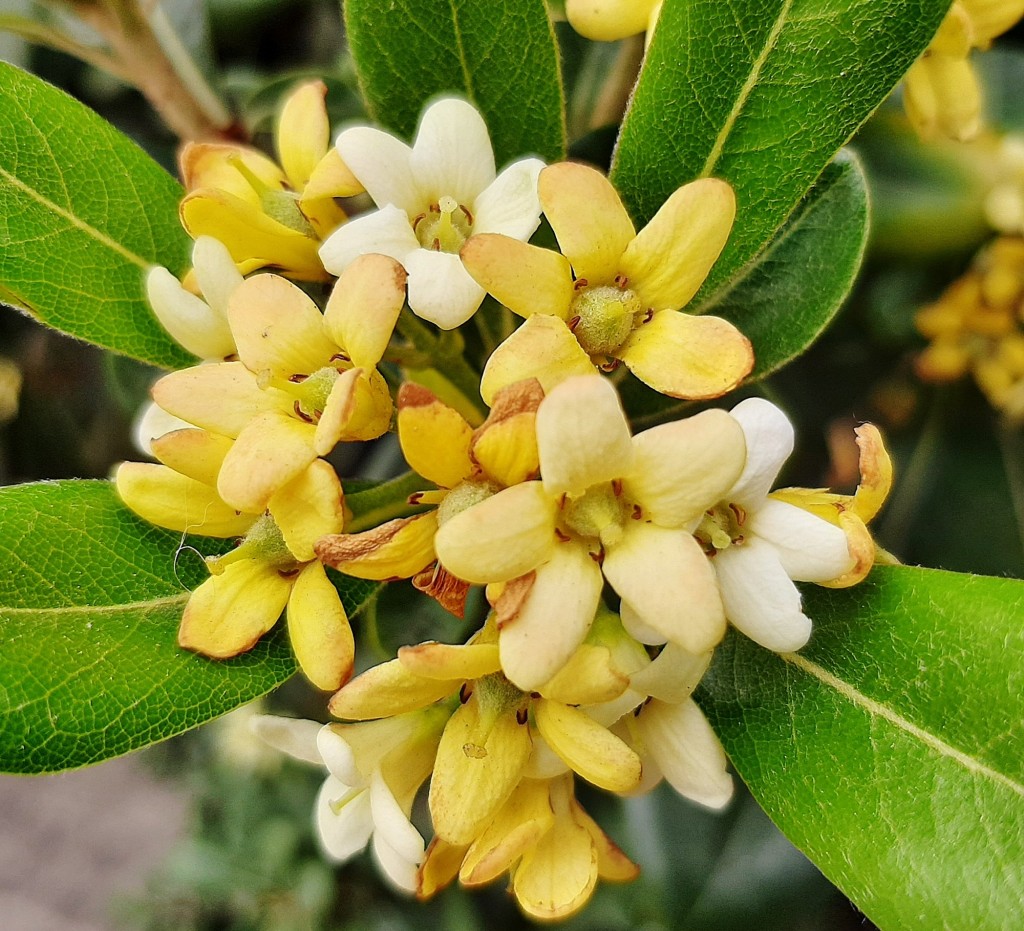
343,0,565,164
0,481,377,774
697,150,869,382
697,565,1024,930
611,0,949,297
0,61,195,369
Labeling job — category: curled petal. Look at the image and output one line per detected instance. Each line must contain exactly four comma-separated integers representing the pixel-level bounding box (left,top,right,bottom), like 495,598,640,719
328,658,460,721
146,266,233,360
317,513,439,581
316,777,373,861
149,426,232,488
300,149,359,237
287,562,354,691
397,383,475,489
249,714,323,765
277,80,330,191
268,459,345,563
851,423,893,522
191,235,244,319
748,499,854,583
398,641,501,681
471,378,544,487
727,397,795,505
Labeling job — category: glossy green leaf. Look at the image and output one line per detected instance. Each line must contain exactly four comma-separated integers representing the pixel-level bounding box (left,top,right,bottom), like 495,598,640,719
343,0,565,164
612,0,949,297
0,481,378,774
697,150,869,382
697,565,1024,930
0,61,194,369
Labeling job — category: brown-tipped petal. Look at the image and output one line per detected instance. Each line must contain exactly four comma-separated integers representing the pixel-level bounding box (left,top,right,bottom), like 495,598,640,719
619,310,753,400
471,379,544,486
399,642,501,681
316,512,438,581
287,562,354,691
277,80,330,191
179,559,291,658
819,512,875,589
397,383,475,489
417,838,468,899
328,658,460,720
179,142,285,200
851,423,893,522
538,162,635,284
460,234,574,319
572,800,640,883
412,562,471,618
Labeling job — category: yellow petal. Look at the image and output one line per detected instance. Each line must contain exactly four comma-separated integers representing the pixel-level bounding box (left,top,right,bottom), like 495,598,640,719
323,253,407,370
819,511,876,589
619,310,753,399
228,274,337,380
115,461,254,536
565,0,657,41
319,368,393,446
217,409,317,513
397,383,475,489
538,644,629,706
277,81,330,191
850,423,893,523
179,558,291,657
573,799,639,883
150,427,233,487
429,694,532,845
268,459,345,562
287,561,354,691
533,699,642,793
620,177,735,311
963,0,1024,44
299,151,352,239
460,233,574,319
317,512,439,580
417,838,468,899
538,162,635,284
471,378,544,487
398,642,501,681
480,315,595,406
328,658,460,720
179,142,286,201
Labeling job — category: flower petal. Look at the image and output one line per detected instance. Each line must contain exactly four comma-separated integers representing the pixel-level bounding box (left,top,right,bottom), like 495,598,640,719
300,149,359,237
495,543,604,691
435,482,557,584
180,142,285,200
629,643,711,705
538,162,635,284
328,658,460,720
471,378,544,487
539,643,629,706
410,98,496,206
268,459,345,562
370,770,425,892
536,375,633,497
565,0,656,40
480,315,594,406
287,562,354,691
316,778,373,861
179,558,291,658
460,233,574,319
727,398,795,505
249,714,324,765
318,204,419,274
748,498,853,583
191,235,244,318
603,523,726,654
398,642,501,681
146,266,233,360
336,125,419,213
149,425,233,487
317,513,439,581
624,408,747,528
404,248,486,329
618,310,753,400
635,699,733,808
397,383,475,489
472,157,545,240
620,178,735,310
713,539,812,652
277,80,330,191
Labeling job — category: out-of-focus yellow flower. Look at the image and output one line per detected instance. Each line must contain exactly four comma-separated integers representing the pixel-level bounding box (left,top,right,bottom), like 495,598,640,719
180,81,363,280
461,162,753,404
916,236,1024,418
116,428,353,690
0,357,22,424
565,0,661,42
905,0,1024,141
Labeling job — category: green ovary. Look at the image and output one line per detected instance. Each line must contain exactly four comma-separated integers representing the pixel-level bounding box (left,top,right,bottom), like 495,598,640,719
569,285,643,357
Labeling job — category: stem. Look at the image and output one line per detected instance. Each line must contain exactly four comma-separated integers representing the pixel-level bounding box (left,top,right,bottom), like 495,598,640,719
0,14,130,79
345,471,432,534
589,35,645,130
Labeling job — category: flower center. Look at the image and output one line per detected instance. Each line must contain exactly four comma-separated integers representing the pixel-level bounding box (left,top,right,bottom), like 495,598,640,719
208,513,296,573
262,365,340,425
569,283,644,358
436,478,502,526
229,155,316,237
413,195,474,253
694,501,747,556
560,481,629,548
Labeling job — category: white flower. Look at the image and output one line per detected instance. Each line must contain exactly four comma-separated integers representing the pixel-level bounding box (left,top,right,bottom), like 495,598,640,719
659,397,854,653
318,97,544,329
251,712,445,892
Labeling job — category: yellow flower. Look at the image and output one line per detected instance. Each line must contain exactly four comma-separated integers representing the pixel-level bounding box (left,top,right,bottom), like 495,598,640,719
180,81,363,280
461,161,753,404
565,0,662,42
116,428,353,690
904,0,1024,141
315,378,544,617
151,253,405,513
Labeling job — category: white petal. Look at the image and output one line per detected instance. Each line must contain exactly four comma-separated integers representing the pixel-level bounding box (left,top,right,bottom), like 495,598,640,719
472,158,545,241
727,398,795,505
629,643,711,704
372,831,420,894
637,699,733,809
603,523,725,654
620,600,667,646
748,499,853,583
192,235,244,317
404,249,486,329
336,125,420,213
316,777,373,861
248,714,324,766
132,400,190,456
318,205,419,275
317,726,362,786
410,98,496,206
714,539,812,652
146,266,235,360
499,542,604,691
536,375,634,497
370,767,425,866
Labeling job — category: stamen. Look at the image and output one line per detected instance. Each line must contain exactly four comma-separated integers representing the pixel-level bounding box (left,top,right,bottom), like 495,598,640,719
574,278,589,291
292,400,315,424
288,373,308,383
614,274,629,289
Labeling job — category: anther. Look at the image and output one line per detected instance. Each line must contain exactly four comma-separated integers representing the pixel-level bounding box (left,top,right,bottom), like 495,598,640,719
632,504,643,520
614,274,629,289
293,400,315,424
574,277,589,291
460,204,474,225
642,308,655,323
515,708,528,725
288,373,308,383
568,315,581,332
611,478,623,497
555,528,571,543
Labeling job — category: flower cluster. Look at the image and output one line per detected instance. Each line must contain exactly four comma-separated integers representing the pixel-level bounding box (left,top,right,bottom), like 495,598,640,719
115,87,892,920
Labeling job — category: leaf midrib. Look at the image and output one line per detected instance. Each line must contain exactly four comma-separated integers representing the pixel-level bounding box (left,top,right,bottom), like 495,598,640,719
0,592,188,618
784,651,1024,798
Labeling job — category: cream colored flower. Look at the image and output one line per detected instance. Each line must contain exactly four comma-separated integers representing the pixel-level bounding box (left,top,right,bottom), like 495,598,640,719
319,97,544,329
565,0,661,42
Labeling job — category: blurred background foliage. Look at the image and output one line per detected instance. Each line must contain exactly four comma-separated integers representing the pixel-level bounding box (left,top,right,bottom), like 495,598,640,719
1,1,1022,927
